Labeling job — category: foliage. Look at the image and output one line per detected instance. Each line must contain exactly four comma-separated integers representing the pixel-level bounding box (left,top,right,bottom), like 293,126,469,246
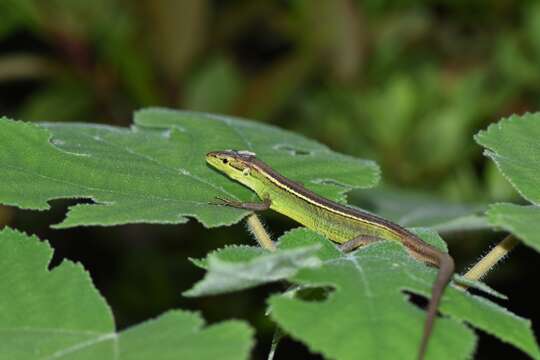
351,186,489,233
187,228,539,359
1,109,540,358
476,113,540,252
0,227,253,360
2,1,540,358
0,109,377,228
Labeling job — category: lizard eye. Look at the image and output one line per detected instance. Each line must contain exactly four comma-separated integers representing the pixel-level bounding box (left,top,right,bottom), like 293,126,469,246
242,168,250,176
222,159,228,164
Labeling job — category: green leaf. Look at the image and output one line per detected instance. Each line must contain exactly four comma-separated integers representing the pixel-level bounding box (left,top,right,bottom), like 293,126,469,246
475,113,540,204
0,109,379,228
189,244,267,269
351,186,489,233
475,113,540,252
184,244,321,297
487,203,540,252
188,228,540,359
0,226,253,360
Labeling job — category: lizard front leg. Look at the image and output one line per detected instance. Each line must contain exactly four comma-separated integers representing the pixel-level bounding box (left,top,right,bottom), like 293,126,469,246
211,196,272,211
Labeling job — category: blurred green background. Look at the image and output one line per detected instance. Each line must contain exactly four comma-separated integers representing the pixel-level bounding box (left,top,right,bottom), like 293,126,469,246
1,1,538,358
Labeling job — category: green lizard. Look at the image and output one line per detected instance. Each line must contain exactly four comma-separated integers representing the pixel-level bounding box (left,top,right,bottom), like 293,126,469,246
206,150,455,360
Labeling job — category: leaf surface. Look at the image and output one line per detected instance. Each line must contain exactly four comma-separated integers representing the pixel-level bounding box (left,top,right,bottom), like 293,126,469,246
487,203,540,252
187,228,540,360
0,109,379,228
475,113,540,204
351,186,489,233
0,227,253,360
184,244,321,296
476,113,540,252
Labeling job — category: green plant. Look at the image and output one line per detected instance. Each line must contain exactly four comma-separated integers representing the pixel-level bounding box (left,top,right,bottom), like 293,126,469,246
1,109,539,359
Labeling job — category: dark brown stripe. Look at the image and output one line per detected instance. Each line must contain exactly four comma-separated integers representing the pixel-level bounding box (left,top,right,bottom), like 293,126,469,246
249,157,415,239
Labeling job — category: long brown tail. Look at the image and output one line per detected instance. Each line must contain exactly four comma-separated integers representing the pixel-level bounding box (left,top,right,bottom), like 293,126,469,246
417,252,455,360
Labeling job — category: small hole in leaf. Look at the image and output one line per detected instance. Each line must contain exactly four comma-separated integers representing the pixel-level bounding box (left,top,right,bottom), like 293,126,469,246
403,290,431,313
273,144,311,156
294,286,335,302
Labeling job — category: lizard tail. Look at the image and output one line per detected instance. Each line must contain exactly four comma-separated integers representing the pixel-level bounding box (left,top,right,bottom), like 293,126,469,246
417,252,455,360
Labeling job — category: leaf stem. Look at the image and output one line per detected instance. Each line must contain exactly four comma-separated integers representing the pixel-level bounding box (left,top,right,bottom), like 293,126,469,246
462,234,519,283
267,326,283,360
246,213,276,251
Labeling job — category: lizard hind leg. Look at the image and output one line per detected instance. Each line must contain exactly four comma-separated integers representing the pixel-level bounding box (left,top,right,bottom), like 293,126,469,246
339,234,384,253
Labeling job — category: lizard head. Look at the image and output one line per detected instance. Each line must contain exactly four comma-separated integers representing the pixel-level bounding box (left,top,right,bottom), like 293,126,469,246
206,150,266,192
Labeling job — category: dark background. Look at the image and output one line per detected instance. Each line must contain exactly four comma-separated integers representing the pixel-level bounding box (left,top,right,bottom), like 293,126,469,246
1,1,538,358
